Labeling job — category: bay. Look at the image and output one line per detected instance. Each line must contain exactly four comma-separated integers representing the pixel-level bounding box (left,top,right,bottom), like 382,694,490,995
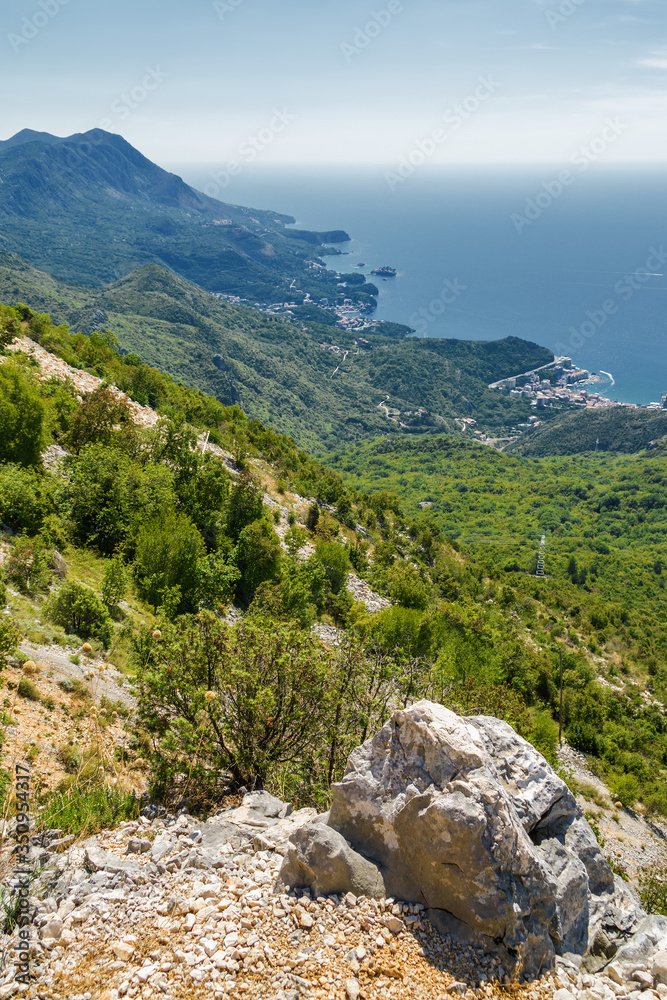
173,163,667,406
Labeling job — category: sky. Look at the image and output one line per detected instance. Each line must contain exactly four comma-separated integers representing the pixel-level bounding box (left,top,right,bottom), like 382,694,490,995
1,0,666,166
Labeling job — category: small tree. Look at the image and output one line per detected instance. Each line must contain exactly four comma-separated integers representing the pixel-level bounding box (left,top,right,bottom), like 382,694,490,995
314,540,350,595
46,581,113,646
66,386,132,453
5,538,51,595
0,306,21,350
0,362,48,467
225,472,264,541
233,519,281,606
0,463,53,535
133,510,205,613
387,563,430,610
196,552,240,610
101,557,127,610
134,613,337,795
305,503,320,532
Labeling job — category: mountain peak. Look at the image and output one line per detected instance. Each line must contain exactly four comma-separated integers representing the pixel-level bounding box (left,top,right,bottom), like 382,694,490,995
0,128,62,150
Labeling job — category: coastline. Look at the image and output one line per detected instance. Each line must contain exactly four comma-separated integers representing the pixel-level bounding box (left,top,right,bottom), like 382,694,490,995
174,165,667,407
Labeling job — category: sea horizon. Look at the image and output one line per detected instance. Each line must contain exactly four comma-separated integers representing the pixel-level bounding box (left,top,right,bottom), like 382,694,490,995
172,163,667,408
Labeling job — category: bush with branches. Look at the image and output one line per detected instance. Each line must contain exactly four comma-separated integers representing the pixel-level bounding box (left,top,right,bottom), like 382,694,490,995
46,581,113,646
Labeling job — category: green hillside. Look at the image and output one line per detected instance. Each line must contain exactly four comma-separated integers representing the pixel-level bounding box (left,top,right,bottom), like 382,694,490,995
0,250,555,453
507,405,667,456
3,305,667,825
329,432,667,651
0,129,375,308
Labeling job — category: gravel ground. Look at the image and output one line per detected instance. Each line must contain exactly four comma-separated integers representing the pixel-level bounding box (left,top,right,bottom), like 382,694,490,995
557,742,667,880
17,643,133,710
0,810,560,1000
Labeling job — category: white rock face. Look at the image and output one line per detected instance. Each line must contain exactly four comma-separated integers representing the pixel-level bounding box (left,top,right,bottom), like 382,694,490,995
654,951,667,985
283,700,640,978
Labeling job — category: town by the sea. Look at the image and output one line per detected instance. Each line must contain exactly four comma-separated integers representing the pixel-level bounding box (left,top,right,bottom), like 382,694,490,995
174,163,667,408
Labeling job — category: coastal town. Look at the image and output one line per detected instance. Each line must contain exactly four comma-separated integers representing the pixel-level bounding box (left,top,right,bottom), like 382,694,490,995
213,289,377,332
213,262,399,333
489,357,667,412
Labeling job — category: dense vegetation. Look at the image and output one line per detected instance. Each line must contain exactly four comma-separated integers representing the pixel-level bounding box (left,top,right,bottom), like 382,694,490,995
0,251,555,451
507,405,667,456
327,433,667,812
2,305,667,824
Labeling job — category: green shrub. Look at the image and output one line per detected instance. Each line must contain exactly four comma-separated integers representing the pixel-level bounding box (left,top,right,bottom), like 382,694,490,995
643,787,667,818
17,677,40,701
358,605,428,657
46,581,113,646
233,519,282,606
99,695,129,719
0,305,21,349
608,772,640,810
639,862,667,916
0,360,48,467
0,463,53,534
305,503,320,532
0,769,10,813
65,386,132,453
386,563,430,610
133,509,204,613
225,472,265,541
135,611,338,796
0,617,20,664
314,540,350,596
39,786,140,837
59,743,82,773
101,557,127,609
67,443,175,556
5,537,52,594
66,679,91,702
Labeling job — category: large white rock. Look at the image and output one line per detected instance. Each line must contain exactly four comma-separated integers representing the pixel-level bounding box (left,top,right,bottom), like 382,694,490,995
281,701,638,978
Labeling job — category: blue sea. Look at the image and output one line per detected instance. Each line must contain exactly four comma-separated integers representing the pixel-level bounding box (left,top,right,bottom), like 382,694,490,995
173,164,667,406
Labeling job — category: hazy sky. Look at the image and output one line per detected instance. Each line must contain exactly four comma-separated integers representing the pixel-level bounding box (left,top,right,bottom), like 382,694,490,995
2,0,666,165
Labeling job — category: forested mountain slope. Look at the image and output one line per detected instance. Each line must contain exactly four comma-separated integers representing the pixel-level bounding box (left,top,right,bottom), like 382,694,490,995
507,405,667,456
0,129,368,306
0,250,553,451
2,305,667,833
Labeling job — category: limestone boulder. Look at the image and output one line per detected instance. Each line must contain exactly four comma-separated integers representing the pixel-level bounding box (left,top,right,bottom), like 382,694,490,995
277,821,385,899
280,700,639,978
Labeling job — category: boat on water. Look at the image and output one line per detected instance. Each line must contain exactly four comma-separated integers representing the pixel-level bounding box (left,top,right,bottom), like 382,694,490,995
371,266,397,277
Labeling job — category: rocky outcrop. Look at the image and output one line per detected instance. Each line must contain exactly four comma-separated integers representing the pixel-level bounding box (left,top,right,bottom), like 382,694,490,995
1,777,665,998
277,822,385,899
48,550,67,580
279,701,642,978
